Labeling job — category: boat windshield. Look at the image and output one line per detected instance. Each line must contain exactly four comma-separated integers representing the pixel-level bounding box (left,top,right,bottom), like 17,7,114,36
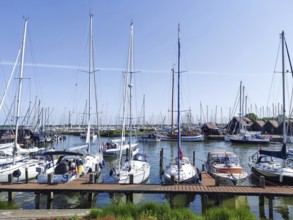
210,153,239,164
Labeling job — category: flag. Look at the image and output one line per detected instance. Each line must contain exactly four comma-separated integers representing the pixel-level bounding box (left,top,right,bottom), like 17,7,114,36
179,148,183,160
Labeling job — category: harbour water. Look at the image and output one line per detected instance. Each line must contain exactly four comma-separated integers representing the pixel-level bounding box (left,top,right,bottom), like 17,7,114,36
1,135,293,219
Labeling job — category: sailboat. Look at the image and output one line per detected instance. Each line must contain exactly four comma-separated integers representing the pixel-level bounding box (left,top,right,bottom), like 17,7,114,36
0,19,42,182
110,22,150,184
248,31,293,185
160,68,203,142
37,13,104,184
163,24,198,184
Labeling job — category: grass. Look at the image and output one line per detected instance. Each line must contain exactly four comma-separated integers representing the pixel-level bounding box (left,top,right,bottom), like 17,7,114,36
88,202,256,220
0,200,17,209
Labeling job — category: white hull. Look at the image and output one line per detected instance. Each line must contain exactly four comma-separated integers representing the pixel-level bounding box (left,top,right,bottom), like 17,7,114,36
103,143,138,156
113,160,150,184
163,157,198,183
0,159,39,182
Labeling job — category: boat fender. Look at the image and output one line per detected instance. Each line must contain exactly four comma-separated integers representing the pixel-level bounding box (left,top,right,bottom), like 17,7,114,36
62,174,68,182
160,170,164,176
88,168,92,173
109,169,113,176
99,162,103,170
102,160,106,166
13,169,21,178
128,167,131,172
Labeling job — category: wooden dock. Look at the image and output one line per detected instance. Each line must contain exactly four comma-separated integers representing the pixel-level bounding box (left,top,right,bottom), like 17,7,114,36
0,172,292,197
0,171,292,220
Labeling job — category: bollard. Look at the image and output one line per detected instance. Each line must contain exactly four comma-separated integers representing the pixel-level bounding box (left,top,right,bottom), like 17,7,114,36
48,173,53,185
8,174,13,184
215,176,220,186
202,164,205,172
160,148,164,175
259,176,265,188
25,168,28,184
129,174,134,184
89,173,95,183
171,175,175,185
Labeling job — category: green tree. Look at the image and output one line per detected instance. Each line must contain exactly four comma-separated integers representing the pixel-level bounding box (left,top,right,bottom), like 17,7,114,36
245,113,258,122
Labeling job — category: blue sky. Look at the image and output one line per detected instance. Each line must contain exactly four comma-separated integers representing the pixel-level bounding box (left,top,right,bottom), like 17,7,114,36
1,1,293,126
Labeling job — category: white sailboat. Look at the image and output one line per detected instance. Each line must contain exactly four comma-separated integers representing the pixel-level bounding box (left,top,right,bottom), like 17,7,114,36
248,31,293,185
0,19,40,182
37,13,104,184
110,22,150,184
163,25,198,184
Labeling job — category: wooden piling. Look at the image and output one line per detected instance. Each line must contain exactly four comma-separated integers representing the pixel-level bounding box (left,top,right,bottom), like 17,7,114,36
268,196,274,219
259,176,265,188
48,173,53,185
35,193,40,209
89,173,95,183
259,195,265,219
193,151,195,166
129,174,134,184
8,174,13,184
160,148,163,175
25,168,28,184
47,192,54,209
171,175,175,185
215,176,220,186
8,191,14,205
202,163,205,172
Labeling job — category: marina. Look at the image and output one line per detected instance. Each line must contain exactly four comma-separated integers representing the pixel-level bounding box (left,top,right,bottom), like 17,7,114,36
0,135,293,219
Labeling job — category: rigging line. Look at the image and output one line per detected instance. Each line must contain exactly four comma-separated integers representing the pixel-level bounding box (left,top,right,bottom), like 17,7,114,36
267,39,282,108
284,40,293,119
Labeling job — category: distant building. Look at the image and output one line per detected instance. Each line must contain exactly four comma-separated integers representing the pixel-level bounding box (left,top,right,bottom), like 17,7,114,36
225,116,252,134
263,120,279,135
201,122,220,135
250,120,265,132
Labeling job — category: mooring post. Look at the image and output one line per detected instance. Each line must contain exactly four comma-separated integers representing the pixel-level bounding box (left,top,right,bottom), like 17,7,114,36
160,148,163,175
88,192,94,204
25,168,28,184
259,195,265,219
202,163,205,172
259,176,265,188
215,176,220,186
169,193,175,208
193,151,195,166
48,173,53,185
8,190,14,205
80,192,85,208
89,173,95,183
268,196,274,219
8,174,13,184
129,174,134,184
47,192,54,209
35,193,41,209
171,175,175,185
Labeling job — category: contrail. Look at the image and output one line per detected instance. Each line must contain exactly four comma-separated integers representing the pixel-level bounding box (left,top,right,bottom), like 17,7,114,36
0,61,269,77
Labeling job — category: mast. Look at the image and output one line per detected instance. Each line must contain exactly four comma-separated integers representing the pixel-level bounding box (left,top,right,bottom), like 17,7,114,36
177,24,181,181
281,31,287,144
128,22,134,162
85,13,94,153
13,19,28,163
171,66,175,132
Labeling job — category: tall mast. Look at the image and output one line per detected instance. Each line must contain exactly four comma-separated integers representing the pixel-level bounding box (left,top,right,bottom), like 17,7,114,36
281,31,286,144
171,67,175,132
13,19,28,163
86,13,94,153
177,24,181,181
128,22,134,161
